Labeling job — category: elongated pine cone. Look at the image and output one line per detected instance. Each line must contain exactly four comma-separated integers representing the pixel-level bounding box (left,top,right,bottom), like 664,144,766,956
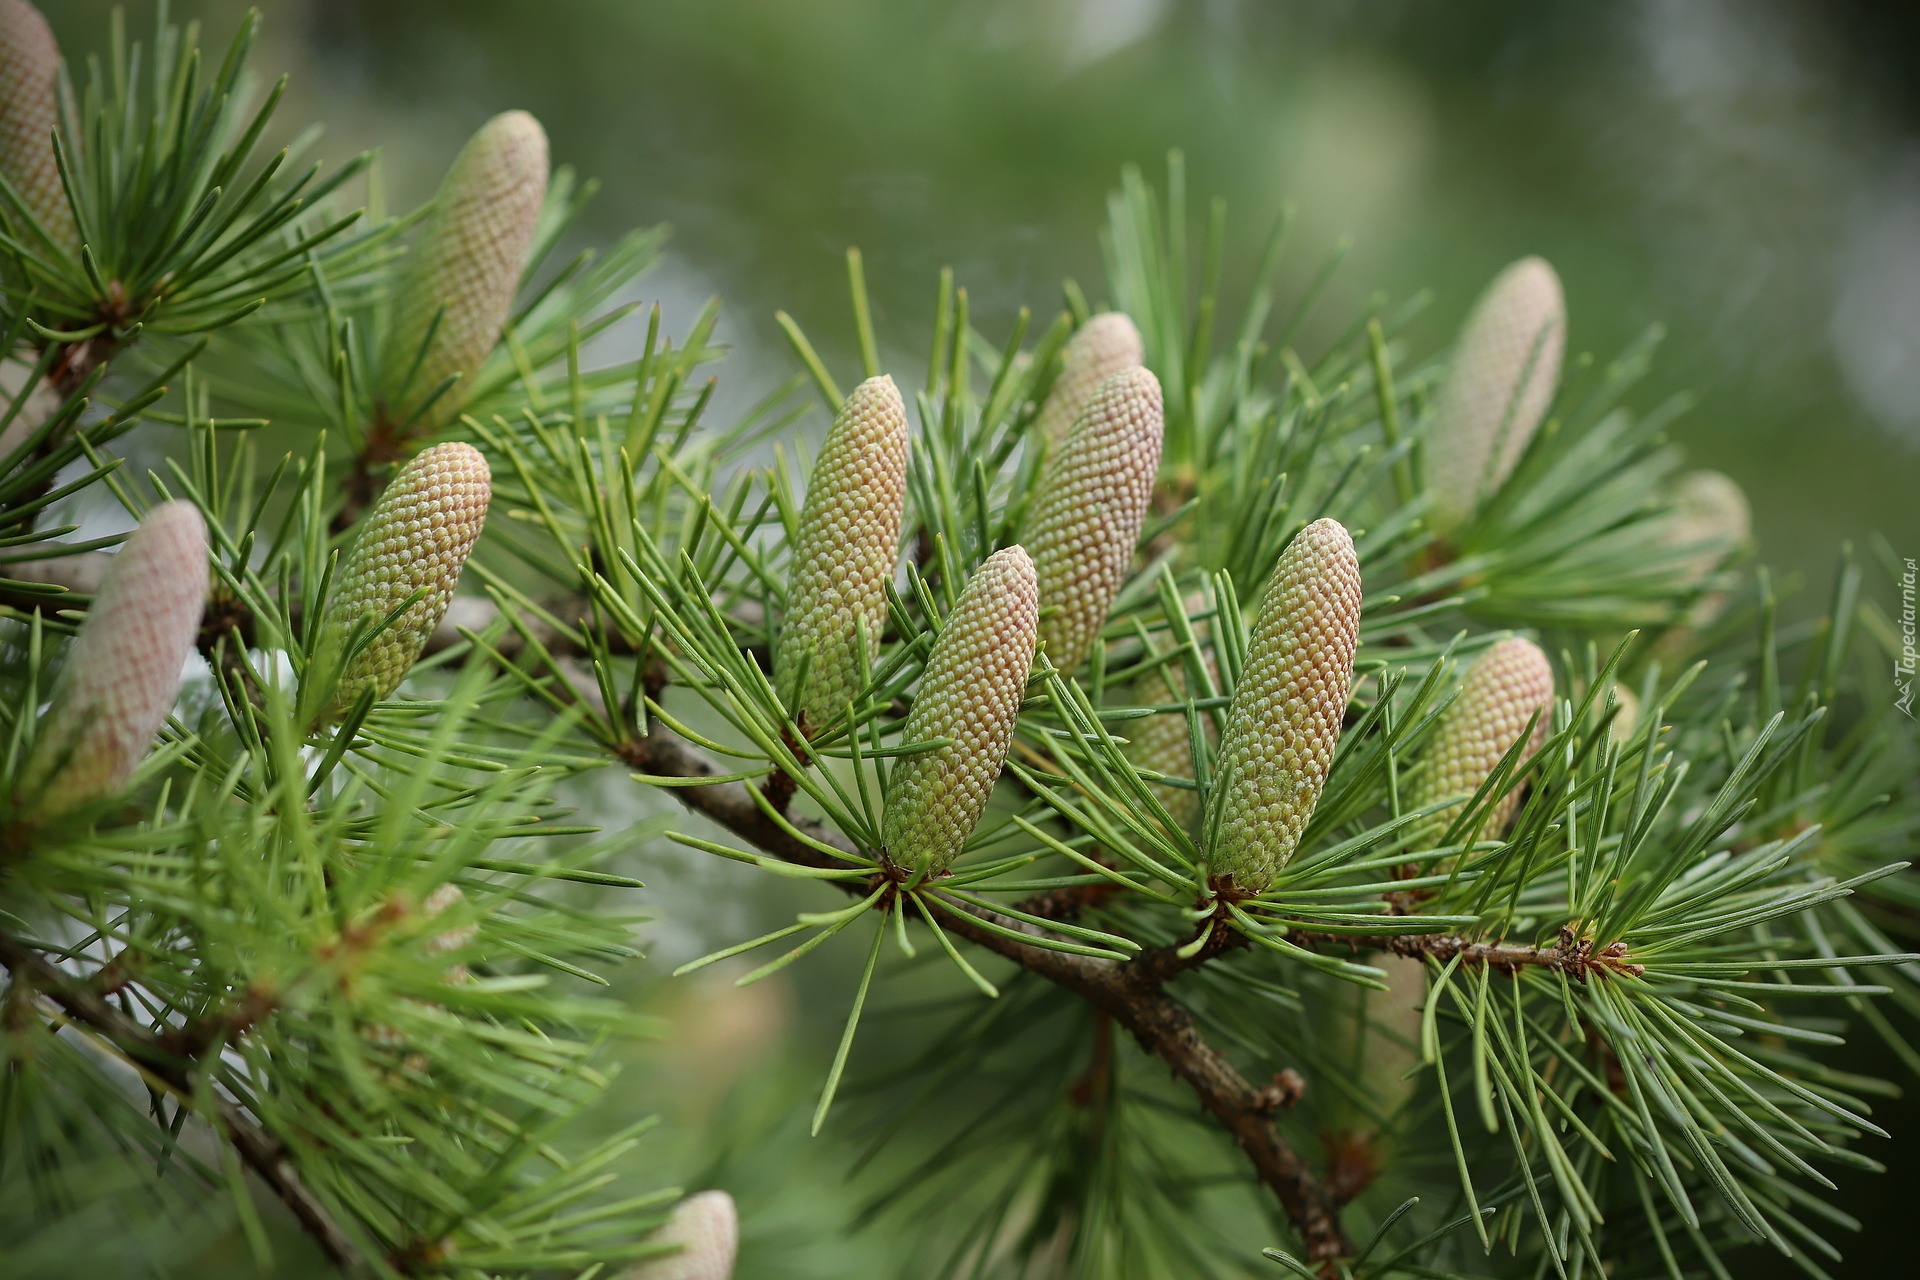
1025,366,1163,673
321,442,490,717
624,1190,738,1280
1126,593,1218,830
1035,312,1144,447
1329,952,1427,1136
1663,469,1749,627
1409,636,1555,850
18,502,208,820
1204,518,1361,893
774,375,908,735
1130,665,1205,829
0,1,74,251
882,546,1038,875
378,111,548,430
1426,257,1565,535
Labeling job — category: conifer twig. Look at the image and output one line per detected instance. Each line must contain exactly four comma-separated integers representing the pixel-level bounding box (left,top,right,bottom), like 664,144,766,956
0,935,371,1276
611,717,1354,1262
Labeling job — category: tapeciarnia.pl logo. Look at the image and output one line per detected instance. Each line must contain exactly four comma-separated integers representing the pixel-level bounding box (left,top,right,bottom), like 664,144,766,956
1898,557,1917,719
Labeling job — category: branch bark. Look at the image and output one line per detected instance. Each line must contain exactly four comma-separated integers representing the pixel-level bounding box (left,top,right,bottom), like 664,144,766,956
616,725,1355,1263
0,934,370,1276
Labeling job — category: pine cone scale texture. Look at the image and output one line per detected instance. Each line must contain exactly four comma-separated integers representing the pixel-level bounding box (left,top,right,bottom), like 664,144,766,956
0,1,76,251
1426,257,1565,534
1205,517,1362,893
881,545,1039,876
378,111,549,430
321,442,491,716
775,375,909,735
1025,366,1163,674
1410,636,1555,848
18,501,208,819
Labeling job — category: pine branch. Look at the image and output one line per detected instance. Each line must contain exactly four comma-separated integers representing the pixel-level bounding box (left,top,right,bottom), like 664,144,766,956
1290,925,1646,980
611,711,1355,1263
0,934,372,1276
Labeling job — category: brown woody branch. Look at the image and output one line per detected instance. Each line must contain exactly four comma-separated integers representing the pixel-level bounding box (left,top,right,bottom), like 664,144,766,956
0,934,370,1276
612,723,1354,1263
1288,927,1644,981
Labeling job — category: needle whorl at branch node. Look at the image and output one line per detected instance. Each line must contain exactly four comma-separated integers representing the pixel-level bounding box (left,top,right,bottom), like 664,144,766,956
0,1,76,252
320,442,491,718
17,501,208,821
1409,636,1555,850
1204,518,1361,894
774,374,908,736
882,545,1038,876
378,110,549,433
1035,311,1144,448
1026,365,1164,674
622,1190,738,1280
1425,256,1565,536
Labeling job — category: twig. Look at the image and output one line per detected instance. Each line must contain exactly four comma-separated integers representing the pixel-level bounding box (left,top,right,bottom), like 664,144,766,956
0,933,371,1275
1289,927,1644,981
615,723,1354,1262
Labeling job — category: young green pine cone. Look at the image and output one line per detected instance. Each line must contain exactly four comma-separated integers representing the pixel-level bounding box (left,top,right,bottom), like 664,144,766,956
1425,257,1565,536
882,546,1038,875
774,375,908,736
0,1,76,252
1664,469,1750,627
320,442,490,717
1204,518,1362,894
1025,366,1163,673
624,1190,738,1280
1409,637,1555,849
17,502,208,821
1035,312,1144,448
1126,593,1218,831
378,111,549,431
1330,954,1427,1130
1129,665,1204,829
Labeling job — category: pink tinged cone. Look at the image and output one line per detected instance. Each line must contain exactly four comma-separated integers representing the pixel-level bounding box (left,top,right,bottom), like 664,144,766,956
18,502,208,820
1664,469,1750,627
379,111,548,431
1425,257,1565,536
623,1190,739,1280
882,546,1039,876
1035,312,1144,448
774,375,909,736
0,0,76,252
321,442,491,718
1025,366,1164,674
1204,518,1362,894
1410,637,1555,849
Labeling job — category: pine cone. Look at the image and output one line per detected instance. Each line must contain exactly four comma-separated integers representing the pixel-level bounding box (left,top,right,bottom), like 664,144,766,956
774,375,908,736
1664,469,1750,627
1204,518,1361,894
1025,366,1163,674
882,546,1038,876
378,111,548,431
18,501,208,820
1035,311,1143,448
624,1190,739,1280
1333,952,1427,1133
1409,637,1555,850
1425,257,1565,536
321,442,491,717
1126,593,1217,831
0,1,75,252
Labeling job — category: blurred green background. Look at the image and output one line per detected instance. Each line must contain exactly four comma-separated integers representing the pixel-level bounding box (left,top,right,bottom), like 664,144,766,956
41,1,1920,1275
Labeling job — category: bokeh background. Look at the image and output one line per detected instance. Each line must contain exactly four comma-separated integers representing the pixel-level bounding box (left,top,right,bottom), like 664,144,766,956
42,1,1920,1275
